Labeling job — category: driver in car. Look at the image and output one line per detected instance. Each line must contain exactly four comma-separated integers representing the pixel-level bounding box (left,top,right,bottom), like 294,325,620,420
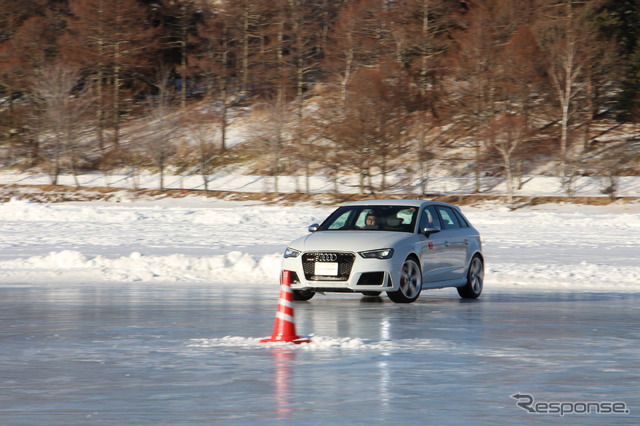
363,213,379,229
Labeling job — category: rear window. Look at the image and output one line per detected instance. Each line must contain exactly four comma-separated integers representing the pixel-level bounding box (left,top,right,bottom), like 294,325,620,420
436,206,462,230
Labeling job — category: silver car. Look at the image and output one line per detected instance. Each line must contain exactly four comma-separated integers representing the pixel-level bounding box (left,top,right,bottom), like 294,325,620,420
281,200,484,303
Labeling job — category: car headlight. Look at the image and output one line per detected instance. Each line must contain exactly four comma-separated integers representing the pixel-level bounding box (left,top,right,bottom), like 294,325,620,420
358,248,394,259
284,247,301,258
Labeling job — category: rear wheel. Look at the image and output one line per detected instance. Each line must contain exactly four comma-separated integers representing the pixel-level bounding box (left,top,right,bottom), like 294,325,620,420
293,289,315,301
457,255,484,299
387,258,422,303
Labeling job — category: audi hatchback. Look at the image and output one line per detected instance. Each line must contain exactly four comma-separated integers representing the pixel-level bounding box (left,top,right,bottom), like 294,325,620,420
281,200,484,303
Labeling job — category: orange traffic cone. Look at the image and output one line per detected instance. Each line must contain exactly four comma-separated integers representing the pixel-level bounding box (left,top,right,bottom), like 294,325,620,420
260,270,311,344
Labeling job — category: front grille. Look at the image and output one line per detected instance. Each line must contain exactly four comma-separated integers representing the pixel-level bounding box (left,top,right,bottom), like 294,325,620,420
302,252,355,281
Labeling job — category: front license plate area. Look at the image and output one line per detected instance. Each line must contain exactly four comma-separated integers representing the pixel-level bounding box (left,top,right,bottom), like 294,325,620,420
315,262,338,276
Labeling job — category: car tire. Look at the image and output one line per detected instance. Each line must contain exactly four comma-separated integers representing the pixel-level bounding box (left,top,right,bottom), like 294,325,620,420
387,257,422,303
457,255,484,299
293,289,315,301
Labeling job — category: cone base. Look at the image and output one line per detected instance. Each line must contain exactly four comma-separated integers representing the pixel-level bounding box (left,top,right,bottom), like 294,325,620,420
260,336,311,344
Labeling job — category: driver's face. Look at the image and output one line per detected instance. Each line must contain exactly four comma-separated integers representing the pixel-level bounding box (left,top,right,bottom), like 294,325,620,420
366,216,376,225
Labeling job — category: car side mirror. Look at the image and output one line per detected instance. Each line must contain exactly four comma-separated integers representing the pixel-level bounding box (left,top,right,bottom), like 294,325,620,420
308,223,319,233
423,226,441,237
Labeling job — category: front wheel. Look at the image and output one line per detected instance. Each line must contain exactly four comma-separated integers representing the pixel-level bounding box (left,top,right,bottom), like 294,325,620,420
387,258,422,303
457,255,484,299
293,289,315,301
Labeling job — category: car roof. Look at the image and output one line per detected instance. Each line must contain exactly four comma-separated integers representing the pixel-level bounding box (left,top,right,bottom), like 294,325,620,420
343,199,459,209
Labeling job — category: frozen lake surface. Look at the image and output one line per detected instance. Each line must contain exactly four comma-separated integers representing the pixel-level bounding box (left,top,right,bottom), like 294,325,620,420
1,283,638,425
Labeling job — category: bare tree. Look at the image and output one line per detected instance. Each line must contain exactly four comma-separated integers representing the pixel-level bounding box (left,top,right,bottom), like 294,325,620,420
62,0,160,150
157,0,201,110
231,0,329,193
139,68,179,191
409,110,452,195
217,0,268,92
0,15,55,162
254,95,292,194
318,65,413,194
483,114,532,205
193,1,235,153
325,0,394,105
303,90,345,193
187,110,220,193
385,0,459,98
445,2,500,192
444,0,541,191
534,0,601,195
28,66,93,185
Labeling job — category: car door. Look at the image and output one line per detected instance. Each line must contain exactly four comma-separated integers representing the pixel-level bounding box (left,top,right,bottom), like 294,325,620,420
416,205,452,284
434,206,468,280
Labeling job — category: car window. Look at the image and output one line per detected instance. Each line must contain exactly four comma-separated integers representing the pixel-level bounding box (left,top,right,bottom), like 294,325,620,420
452,209,469,228
418,205,440,231
397,209,415,224
436,206,462,230
327,210,352,229
319,205,418,232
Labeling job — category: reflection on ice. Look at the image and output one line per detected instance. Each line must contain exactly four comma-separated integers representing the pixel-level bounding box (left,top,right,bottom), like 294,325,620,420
271,349,294,421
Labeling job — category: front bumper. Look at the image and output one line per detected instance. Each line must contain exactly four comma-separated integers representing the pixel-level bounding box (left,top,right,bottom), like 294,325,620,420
281,251,399,293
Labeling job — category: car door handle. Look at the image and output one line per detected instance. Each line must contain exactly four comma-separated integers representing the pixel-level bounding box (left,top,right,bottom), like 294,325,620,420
444,241,450,247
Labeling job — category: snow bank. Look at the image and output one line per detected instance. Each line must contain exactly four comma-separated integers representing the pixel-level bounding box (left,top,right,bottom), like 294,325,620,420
487,262,640,291
0,250,281,284
2,250,636,291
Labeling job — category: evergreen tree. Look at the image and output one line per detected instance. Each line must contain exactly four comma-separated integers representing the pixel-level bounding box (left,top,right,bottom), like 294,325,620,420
587,0,640,120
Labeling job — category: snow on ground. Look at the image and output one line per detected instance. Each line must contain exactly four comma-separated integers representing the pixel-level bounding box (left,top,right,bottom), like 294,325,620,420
2,171,640,197
0,188,638,293
186,335,467,351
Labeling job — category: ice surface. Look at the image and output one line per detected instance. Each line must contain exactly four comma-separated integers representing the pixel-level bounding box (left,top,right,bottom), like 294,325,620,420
0,189,638,423
1,285,638,424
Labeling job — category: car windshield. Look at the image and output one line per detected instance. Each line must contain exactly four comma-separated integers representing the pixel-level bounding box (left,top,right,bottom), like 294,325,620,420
318,205,418,233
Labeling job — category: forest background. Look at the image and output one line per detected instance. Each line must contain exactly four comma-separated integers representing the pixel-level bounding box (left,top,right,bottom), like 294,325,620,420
1,0,639,203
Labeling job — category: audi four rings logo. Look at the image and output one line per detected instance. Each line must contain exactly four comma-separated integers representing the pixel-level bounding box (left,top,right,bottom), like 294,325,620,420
316,253,337,262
